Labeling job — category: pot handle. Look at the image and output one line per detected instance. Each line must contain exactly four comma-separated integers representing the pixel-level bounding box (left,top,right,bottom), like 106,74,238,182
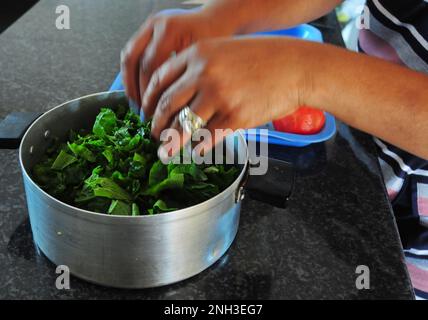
0,112,43,149
240,156,294,208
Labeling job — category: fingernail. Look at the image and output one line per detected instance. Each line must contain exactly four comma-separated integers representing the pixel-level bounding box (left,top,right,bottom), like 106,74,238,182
158,145,169,164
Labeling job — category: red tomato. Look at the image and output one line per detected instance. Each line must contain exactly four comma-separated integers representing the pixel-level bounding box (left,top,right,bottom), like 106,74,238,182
272,106,326,135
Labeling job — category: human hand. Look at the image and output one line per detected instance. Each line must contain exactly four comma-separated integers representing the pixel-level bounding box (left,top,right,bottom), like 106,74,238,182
121,9,230,108
142,37,314,156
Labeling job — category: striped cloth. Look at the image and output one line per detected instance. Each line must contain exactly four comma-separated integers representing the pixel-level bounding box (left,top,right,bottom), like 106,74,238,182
358,0,428,299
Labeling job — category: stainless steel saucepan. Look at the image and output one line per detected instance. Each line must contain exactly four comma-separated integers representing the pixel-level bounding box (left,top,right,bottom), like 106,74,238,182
13,91,294,288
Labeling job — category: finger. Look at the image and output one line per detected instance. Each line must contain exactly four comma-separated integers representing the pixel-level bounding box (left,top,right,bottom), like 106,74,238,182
157,95,217,161
139,21,174,95
140,53,187,117
150,74,200,140
121,18,154,104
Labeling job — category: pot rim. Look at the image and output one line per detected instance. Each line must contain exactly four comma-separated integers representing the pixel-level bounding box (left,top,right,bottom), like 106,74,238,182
19,90,249,221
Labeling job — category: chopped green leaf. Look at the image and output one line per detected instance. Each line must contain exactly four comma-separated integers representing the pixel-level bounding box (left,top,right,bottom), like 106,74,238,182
68,142,96,162
51,150,77,170
132,203,140,216
148,160,167,187
31,106,239,216
148,200,177,215
108,200,131,215
93,108,117,137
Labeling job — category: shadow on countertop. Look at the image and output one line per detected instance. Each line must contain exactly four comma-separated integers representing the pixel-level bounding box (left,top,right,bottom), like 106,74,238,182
0,1,39,34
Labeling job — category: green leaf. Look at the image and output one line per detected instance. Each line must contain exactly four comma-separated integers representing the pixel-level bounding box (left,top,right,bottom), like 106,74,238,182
85,197,111,213
148,160,167,187
108,200,131,215
203,166,220,174
125,134,142,151
222,166,239,186
85,138,105,148
68,142,96,162
91,177,132,201
93,108,117,137
33,162,55,186
83,169,132,201
133,152,146,164
124,107,141,124
51,150,77,170
144,172,184,196
187,182,219,199
132,203,140,216
62,163,90,185
205,165,239,190
128,152,148,179
148,200,177,215
171,163,208,181
102,147,115,165
31,106,240,216
111,170,128,183
75,188,96,203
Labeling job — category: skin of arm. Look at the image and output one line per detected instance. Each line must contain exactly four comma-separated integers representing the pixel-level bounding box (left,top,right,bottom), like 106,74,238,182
199,0,427,158
304,41,428,159
202,0,343,34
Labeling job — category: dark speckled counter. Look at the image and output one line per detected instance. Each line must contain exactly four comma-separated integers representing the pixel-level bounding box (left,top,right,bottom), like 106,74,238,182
0,0,414,299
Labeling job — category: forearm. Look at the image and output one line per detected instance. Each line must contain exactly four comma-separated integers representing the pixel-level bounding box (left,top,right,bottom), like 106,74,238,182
200,0,343,35
301,42,428,159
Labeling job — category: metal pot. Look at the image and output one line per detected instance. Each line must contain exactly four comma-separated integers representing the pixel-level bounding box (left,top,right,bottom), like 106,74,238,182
16,91,293,288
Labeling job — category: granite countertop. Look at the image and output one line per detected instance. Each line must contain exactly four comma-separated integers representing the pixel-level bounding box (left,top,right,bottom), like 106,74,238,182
0,0,414,299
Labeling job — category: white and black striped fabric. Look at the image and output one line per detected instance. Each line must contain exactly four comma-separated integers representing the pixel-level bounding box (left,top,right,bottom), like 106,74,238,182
359,0,428,299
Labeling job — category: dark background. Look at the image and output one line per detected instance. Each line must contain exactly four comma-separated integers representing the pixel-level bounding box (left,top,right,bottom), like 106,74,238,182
0,1,39,33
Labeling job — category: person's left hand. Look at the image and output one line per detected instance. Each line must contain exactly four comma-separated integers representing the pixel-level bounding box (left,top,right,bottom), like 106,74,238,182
142,37,314,156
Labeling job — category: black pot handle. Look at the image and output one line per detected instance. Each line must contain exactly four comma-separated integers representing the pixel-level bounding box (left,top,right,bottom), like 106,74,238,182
240,156,294,208
0,112,43,149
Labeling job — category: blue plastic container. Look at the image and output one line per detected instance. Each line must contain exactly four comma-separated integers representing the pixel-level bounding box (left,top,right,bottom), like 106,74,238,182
110,8,336,147
253,25,323,43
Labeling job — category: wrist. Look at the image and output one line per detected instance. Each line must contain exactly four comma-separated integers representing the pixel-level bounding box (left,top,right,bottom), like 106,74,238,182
197,4,244,36
283,40,322,111
292,42,332,113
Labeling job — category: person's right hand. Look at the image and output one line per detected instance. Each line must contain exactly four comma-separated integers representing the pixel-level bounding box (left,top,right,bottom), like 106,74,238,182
121,9,228,112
